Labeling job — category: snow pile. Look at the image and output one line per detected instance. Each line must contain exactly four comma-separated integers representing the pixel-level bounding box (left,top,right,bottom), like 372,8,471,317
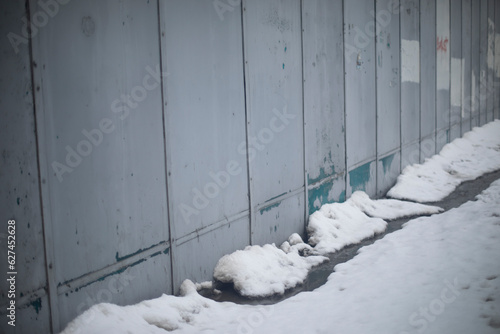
348,191,443,220
307,200,387,254
279,232,318,256
213,243,328,297
307,191,442,254
62,179,500,334
388,120,500,202
213,194,441,296
62,280,215,334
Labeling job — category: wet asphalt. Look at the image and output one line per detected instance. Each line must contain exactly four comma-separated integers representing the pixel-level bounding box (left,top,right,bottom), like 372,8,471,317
200,169,500,306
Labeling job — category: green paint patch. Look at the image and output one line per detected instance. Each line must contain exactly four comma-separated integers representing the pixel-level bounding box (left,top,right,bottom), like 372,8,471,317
308,179,333,215
16,197,20,205
308,181,346,215
349,162,372,192
307,164,336,186
380,153,395,174
260,201,281,215
31,298,42,314
338,190,346,203
163,247,170,255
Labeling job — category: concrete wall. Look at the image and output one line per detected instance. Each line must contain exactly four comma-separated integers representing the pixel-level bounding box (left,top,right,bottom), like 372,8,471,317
1,0,499,332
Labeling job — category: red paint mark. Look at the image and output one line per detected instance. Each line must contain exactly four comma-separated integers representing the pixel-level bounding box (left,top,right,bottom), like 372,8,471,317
437,37,449,52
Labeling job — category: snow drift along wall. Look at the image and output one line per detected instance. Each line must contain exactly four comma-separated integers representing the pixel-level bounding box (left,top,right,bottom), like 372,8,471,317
1,0,500,332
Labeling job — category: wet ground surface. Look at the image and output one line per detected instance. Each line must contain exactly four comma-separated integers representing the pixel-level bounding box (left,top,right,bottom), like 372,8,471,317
200,170,500,306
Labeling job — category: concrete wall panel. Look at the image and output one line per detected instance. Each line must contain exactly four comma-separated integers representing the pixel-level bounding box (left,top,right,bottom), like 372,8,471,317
303,0,345,212
0,1,51,332
471,0,481,128
344,0,377,197
436,0,451,151
172,216,250,292
160,0,248,239
376,0,400,156
450,0,463,141
253,193,305,246
420,0,437,161
400,0,420,169
401,141,420,169
243,0,304,210
480,0,489,125
377,151,401,197
461,0,472,135
495,0,500,119
487,0,496,122
32,0,170,284
344,0,377,167
30,1,172,330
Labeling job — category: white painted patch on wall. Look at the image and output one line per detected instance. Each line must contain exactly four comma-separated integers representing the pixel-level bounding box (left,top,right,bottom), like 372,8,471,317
487,18,495,70
451,58,463,108
401,39,420,83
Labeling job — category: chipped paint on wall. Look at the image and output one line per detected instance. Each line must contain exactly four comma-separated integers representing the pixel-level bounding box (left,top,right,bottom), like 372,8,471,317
380,153,396,175
264,191,287,203
307,164,336,186
115,241,167,262
260,201,281,215
349,161,372,192
307,177,345,216
338,190,346,203
308,178,333,215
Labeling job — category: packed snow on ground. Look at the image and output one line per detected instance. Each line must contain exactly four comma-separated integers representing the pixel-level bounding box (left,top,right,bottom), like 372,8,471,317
62,179,500,334
213,243,328,297
349,191,443,220
388,120,500,202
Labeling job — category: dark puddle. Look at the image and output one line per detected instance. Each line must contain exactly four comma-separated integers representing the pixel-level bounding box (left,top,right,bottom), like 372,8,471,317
200,170,500,306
